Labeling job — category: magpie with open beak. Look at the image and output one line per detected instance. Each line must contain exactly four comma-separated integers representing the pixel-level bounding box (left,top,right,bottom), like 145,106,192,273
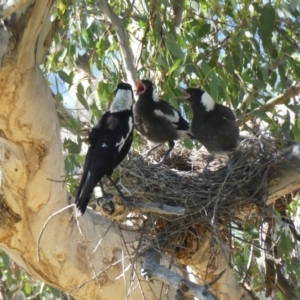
179,87,239,171
75,82,134,215
134,79,194,163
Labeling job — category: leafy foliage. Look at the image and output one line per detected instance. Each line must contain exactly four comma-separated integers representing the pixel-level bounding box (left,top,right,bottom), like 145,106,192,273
0,251,65,299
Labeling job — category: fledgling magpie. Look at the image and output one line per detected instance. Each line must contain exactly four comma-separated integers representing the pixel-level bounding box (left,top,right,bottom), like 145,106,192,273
75,82,134,215
134,79,193,162
179,87,239,171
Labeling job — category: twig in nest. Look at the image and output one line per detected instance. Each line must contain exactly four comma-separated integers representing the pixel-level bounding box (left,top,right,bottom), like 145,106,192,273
206,269,226,287
140,247,218,300
36,204,74,261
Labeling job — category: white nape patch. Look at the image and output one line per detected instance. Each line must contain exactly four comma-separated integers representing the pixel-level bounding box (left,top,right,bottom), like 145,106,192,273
154,109,180,124
152,92,159,102
116,116,133,151
101,143,107,147
110,89,133,112
201,92,215,112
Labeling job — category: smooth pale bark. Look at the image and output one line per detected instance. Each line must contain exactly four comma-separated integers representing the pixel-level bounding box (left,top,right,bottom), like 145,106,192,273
0,64,177,299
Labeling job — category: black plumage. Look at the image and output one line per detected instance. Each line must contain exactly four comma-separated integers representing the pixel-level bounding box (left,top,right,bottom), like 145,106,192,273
179,87,239,154
134,80,193,161
75,82,134,215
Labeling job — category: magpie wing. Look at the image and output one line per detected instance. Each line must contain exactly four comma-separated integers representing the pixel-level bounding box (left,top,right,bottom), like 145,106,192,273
155,99,190,131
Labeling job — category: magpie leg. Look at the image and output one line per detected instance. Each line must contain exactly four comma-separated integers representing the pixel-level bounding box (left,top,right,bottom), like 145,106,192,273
152,141,175,165
99,181,106,196
202,154,215,177
226,154,233,176
142,143,163,158
106,175,131,202
96,180,109,206
162,140,175,161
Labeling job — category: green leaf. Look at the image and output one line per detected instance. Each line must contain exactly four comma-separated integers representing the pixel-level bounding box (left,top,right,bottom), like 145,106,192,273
24,283,32,295
224,55,235,75
2,252,10,270
279,231,294,253
198,23,211,38
169,59,182,75
259,3,276,33
290,0,298,10
276,292,285,300
278,65,287,88
166,39,185,59
183,139,193,150
250,79,266,90
49,286,61,297
77,82,84,96
64,139,81,154
76,93,89,111
157,55,169,69
210,73,220,101
200,63,212,79
58,70,72,85
251,109,269,121
291,125,300,141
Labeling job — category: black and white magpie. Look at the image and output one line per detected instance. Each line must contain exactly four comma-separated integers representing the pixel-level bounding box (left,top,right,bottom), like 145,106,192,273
179,87,239,153
179,87,239,172
134,79,193,162
75,82,134,215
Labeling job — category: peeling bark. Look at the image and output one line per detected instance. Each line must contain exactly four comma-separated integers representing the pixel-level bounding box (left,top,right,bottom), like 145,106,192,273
0,64,176,299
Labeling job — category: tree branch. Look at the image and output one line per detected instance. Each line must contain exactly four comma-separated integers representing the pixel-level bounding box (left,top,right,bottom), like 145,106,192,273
267,144,300,205
0,0,27,20
36,11,59,64
275,25,300,51
237,85,300,125
171,0,184,29
18,0,54,70
141,247,218,300
96,0,136,88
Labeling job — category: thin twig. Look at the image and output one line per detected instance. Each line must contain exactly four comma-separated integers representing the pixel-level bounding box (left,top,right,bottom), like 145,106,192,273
36,204,75,261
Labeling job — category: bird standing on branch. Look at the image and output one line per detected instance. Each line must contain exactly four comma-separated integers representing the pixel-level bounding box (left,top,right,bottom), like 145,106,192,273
179,87,240,171
134,79,194,163
75,82,134,215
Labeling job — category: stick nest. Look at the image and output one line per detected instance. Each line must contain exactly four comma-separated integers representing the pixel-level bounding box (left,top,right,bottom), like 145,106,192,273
108,137,285,259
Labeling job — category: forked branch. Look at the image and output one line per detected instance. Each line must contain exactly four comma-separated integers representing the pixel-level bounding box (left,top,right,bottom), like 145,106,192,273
96,0,137,88
237,84,300,125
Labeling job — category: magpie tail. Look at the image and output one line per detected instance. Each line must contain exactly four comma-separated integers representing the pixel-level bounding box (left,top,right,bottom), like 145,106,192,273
75,171,96,215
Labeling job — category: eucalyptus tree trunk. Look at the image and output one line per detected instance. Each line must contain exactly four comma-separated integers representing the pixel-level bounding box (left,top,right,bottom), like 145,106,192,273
0,1,300,300
0,1,170,299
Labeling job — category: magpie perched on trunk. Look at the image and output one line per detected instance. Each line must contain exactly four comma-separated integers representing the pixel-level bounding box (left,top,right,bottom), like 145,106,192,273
134,80,193,163
75,82,134,215
179,87,239,172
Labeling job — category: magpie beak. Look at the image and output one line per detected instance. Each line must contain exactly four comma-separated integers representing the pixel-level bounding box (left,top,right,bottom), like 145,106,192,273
178,86,191,99
136,80,146,95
